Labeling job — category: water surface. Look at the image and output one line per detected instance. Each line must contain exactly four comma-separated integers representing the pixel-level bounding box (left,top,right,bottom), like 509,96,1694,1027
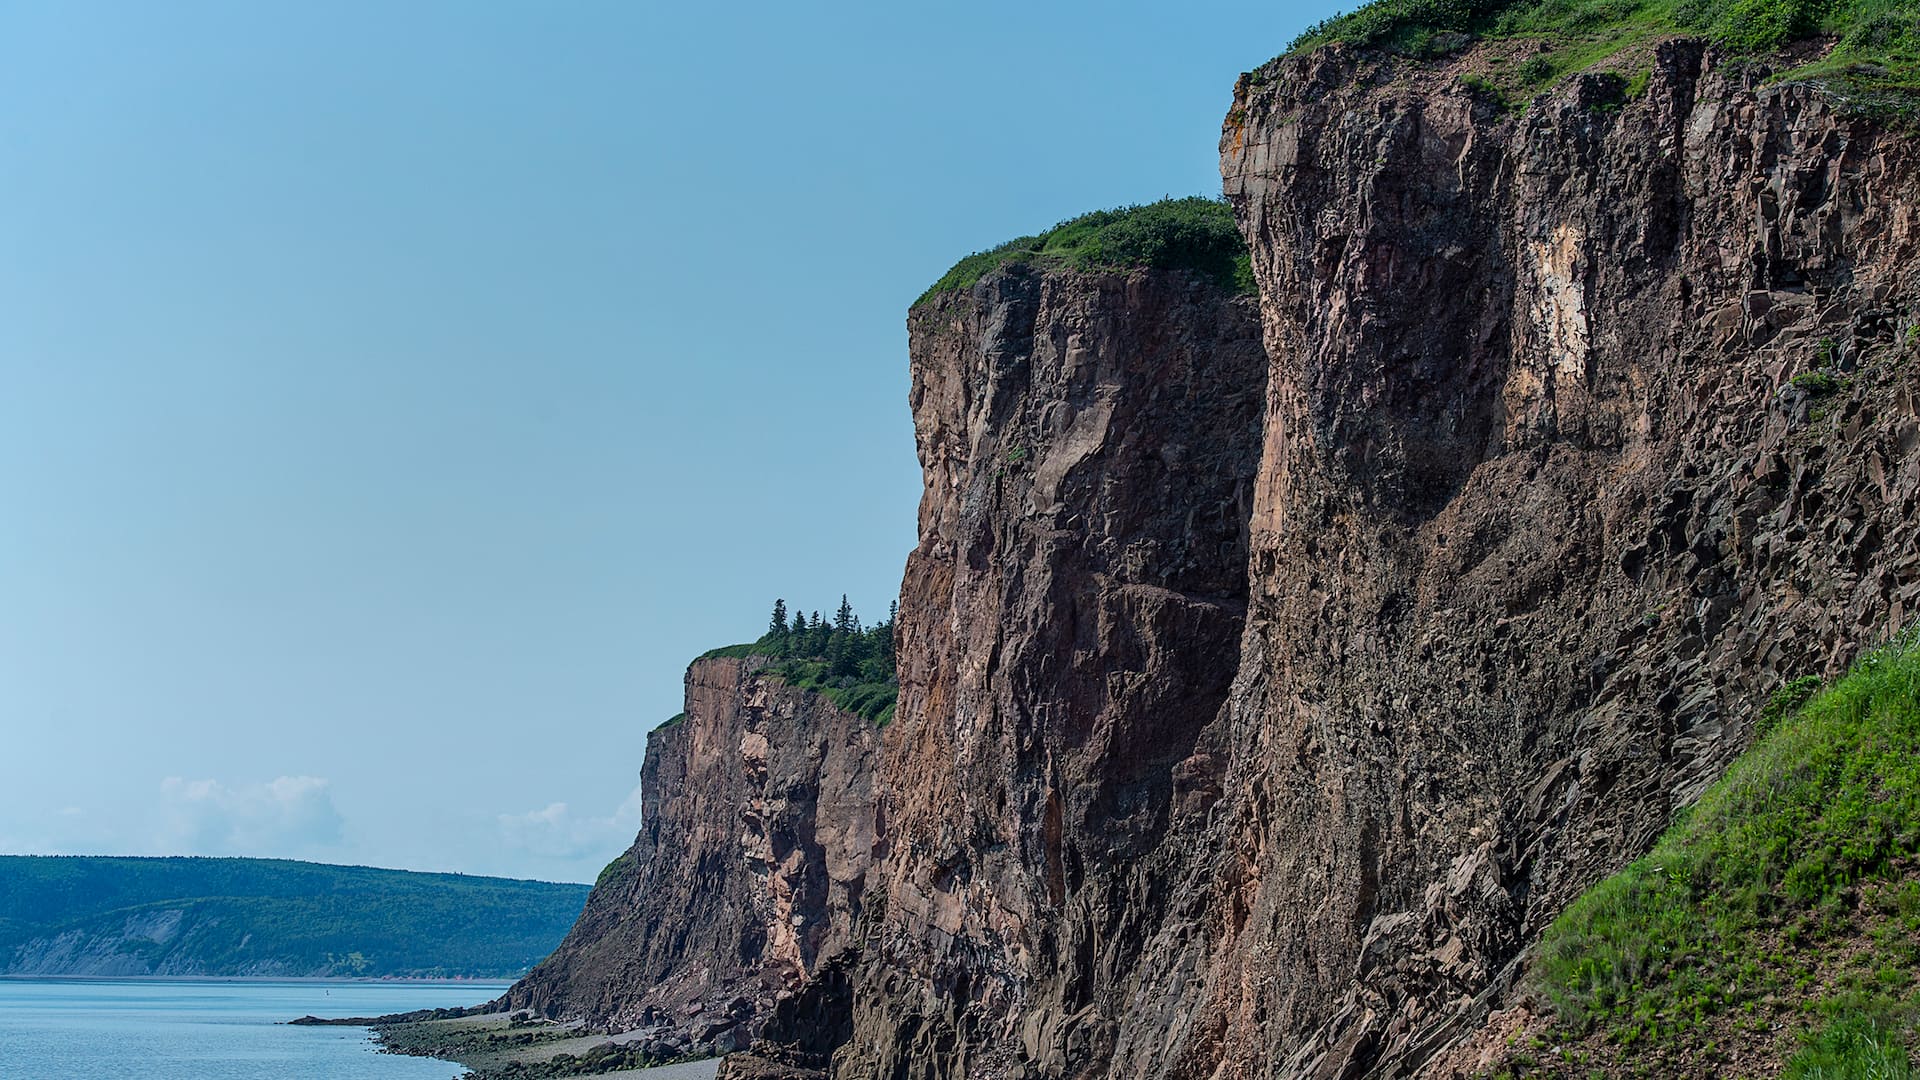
0,977,507,1080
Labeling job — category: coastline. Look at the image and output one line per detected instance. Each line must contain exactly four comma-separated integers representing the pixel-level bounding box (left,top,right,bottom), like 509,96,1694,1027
356,1010,721,1080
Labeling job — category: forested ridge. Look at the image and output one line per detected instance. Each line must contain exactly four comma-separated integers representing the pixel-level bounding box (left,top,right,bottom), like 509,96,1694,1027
0,855,589,978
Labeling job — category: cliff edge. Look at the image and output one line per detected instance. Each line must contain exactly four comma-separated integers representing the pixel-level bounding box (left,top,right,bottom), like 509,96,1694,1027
507,28,1920,1080
506,655,878,1059
830,258,1268,1078
1193,33,1920,1077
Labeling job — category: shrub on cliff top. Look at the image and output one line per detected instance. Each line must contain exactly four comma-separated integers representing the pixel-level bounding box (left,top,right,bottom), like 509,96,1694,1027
1530,626,1920,1059
916,196,1254,305
1288,0,1920,101
694,597,899,724
1291,0,1508,55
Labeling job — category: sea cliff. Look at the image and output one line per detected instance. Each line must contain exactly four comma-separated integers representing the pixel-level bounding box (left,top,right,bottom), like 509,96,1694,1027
504,31,1920,1080
506,655,877,1058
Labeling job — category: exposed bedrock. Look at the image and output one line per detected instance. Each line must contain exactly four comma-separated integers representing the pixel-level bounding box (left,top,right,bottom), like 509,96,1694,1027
506,656,878,1057
1175,38,1920,1079
523,36,1920,1080
727,265,1267,1080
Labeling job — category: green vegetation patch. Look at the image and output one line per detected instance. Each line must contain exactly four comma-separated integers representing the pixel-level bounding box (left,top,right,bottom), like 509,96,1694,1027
1794,369,1846,395
917,196,1254,305
1288,0,1920,106
1529,629,1920,1062
697,596,898,725
592,850,638,891
1783,1012,1917,1078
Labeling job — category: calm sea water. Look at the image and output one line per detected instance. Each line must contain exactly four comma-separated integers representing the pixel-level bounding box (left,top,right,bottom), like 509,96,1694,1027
0,978,509,1080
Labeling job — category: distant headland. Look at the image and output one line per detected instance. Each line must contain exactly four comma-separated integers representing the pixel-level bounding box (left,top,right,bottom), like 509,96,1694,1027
0,855,588,979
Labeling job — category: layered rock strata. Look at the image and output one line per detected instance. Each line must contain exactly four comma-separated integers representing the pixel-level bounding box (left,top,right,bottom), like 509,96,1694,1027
1177,38,1920,1078
514,37,1920,1080
506,656,878,1058
710,264,1268,1079
827,265,1269,1078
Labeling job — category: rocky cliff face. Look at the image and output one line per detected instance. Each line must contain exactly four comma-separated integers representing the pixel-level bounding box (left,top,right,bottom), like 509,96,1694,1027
507,656,877,1058
751,40,1919,1080
523,36,1920,1080
5,909,273,977
1179,39,1920,1077
719,265,1267,1079
836,266,1266,1078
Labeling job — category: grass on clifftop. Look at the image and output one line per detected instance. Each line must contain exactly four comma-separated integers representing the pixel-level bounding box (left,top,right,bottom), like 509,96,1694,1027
1289,0,1920,110
917,196,1254,305
1518,628,1920,1074
696,597,898,724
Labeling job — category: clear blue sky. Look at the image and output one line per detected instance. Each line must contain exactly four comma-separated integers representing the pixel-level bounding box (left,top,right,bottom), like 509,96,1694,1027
0,0,1333,883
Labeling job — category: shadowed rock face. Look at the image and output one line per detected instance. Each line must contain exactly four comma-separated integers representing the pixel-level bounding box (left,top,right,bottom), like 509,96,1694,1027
1168,39,1920,1078
723,265,1267,1080
516,37,1920,1080
839,267,1268,1079
506,656,877,1057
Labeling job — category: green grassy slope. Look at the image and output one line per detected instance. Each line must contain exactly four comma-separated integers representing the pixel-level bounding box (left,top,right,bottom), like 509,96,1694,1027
1289,0,1920,114
0,855,590,978
916,196,1254,305
1513,631,1920,1075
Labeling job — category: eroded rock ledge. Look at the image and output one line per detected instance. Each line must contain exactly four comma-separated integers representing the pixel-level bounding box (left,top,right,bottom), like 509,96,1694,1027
510,37,1920,1080
1195,38,1920,1077
506,655,878,1059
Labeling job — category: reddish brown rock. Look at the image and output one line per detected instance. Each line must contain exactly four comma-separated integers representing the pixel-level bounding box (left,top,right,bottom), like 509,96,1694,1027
515,36,1920,1080
506,656,877,1053
1170,38,1920,1078
853,265,1266,1078
716,266,1268,1080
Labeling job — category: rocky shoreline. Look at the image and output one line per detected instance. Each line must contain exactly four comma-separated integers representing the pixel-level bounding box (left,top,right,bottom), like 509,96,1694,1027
295,1005,721,1080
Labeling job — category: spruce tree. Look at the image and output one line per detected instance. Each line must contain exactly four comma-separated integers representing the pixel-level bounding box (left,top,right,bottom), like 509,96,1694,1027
769,598,788,638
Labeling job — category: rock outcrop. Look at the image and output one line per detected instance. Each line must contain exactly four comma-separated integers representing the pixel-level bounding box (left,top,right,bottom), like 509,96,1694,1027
1172,38,1920,1077
711,263,1267,1079
506,656,878,1058
510,36,1920,1080
825,265,1267,1078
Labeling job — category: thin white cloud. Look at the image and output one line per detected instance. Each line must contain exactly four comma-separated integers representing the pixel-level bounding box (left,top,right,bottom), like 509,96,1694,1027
157,775,345,857
497,782,642,861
